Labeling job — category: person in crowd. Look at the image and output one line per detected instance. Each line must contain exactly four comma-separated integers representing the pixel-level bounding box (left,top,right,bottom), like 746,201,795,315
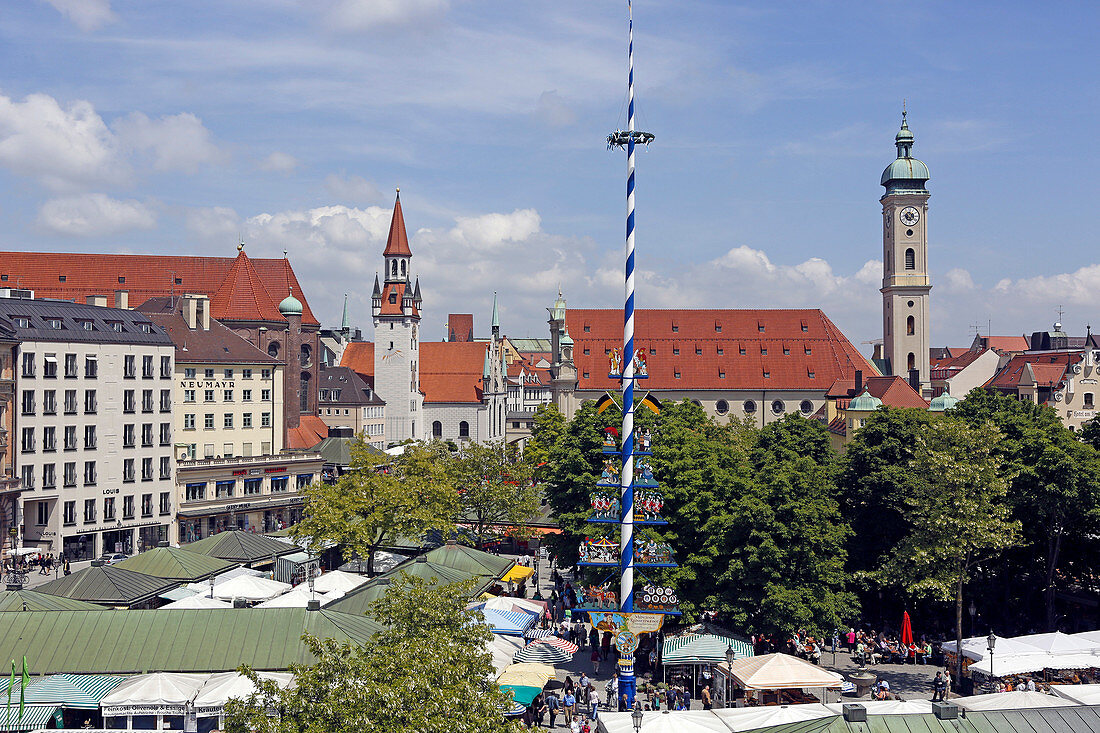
847,628,857,652
533,693,547,727
588,683,599,719
619,693,629,712
701,685,712,710
683,685,692,709
546,691,560,728
563,689,576,720
590,645,601,674
932,671,946,701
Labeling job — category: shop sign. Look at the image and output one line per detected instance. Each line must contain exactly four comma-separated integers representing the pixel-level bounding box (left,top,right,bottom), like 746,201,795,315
224,503,252,512
102,488,119,495
264,467,287,474
76,519,163,535
1071,410,1096,419
232,470,247,476
178,379,235,390
41,531,56,537
586,611,665,634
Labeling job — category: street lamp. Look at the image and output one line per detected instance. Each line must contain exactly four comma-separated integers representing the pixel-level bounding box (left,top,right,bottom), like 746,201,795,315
987,632,997,688
725,644,735,708
631,707,643,732
969,600,977,637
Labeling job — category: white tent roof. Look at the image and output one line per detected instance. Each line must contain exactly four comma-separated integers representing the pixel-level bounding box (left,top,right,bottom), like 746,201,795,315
100,673,209,715
192,672,294,714
713,704,836,731
1014,632,1100,654
159,595,233,610
1050,683,1100,705
469,595,545,617
183,566,264,594
941,635,1044,661
968,653,1100,677
721,653,844,690
310,570,368,594
210,575,291,602
824,700,934,716
599,710,732,733
1073,631,1100,646
953,691,1078,711
486,635,527,675
254,586,333,608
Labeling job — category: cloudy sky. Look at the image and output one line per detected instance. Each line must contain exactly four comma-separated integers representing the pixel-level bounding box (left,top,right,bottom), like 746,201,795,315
0,1,1096,352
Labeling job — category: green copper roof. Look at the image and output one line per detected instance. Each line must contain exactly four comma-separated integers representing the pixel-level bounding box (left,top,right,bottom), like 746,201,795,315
881,114,929,193
928,392,961,411
35,564,179,607
423,542,515,578
0,589,102,612
278,293,303,316
848,390,883,411
114,546,239,582
182,530,300,564
0,608,383,675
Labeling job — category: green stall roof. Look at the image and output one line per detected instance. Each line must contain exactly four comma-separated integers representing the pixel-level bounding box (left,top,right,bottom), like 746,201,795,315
323,557,493,617
0,608,383,676
25,674,126,709
114,546,239,582
35,564,179,606
182,531,300,563
0,590,102,612
423,542,515,579
729,705,1100,733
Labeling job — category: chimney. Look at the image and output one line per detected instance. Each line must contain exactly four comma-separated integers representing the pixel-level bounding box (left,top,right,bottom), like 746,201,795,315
908,368,920,391
842,704,867,723
932,702,958,720
197,295,210,330
854,370,863,395
184,296,198,330
86,295,108,307
114,290,129,309
306,599,321,611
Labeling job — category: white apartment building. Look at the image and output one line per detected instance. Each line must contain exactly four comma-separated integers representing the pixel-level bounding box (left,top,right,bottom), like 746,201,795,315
0,296,176,560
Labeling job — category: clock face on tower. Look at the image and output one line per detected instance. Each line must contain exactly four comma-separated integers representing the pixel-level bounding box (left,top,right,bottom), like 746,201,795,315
899,206,920,226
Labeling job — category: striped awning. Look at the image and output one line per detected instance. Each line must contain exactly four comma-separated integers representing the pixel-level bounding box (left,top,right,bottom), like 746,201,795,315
514,643,571,665
482,609,536,637
662,633,754,665
532,637,578,654
26,674,127,709
0,704,61,731
524,628,556,639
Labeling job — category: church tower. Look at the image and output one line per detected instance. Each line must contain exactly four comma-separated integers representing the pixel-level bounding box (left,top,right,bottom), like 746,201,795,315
880,112,931,393
372,190,423,441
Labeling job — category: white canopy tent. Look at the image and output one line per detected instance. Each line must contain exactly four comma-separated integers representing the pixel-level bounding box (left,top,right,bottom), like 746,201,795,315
159,595,233,609
599,709,733,733
968,653,1100,677
254,586,336,608
1015,632,1100,655
941,635,1045,662
310,570,368,594
953,691,1078,711
100,672,209,730
209,575,291,602
824,699,933,715
713,704,836,731
1051,683,1100,705
192,671,294,725
183,566,265,594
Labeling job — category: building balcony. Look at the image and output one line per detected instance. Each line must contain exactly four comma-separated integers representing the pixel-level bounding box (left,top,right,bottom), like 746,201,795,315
0,474,21,495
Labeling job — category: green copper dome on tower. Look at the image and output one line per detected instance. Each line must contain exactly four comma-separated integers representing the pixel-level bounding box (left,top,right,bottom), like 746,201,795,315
928,391,960,412
278,292,303,316
848,390,883,411
881,111,930,195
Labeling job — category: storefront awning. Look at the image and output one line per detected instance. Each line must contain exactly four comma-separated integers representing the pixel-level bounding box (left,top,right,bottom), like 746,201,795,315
176,495,304,518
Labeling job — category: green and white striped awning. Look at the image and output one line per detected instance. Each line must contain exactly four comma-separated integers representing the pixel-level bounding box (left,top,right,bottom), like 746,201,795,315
25,674,126,709
0,704,61,731
662,633,754,665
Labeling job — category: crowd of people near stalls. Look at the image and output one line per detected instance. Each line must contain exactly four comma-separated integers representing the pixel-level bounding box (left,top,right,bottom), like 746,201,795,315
844,628,934,666
1,552,66,575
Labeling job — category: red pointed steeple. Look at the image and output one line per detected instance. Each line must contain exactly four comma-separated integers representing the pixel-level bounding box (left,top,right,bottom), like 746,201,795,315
383,189,412,257
210,247,284,322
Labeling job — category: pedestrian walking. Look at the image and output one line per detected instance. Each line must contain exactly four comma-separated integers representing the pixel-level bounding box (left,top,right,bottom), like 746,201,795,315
547,691,560,728
701,685,712,710
590,646,601,674
931,671,945,701
563,690,576,721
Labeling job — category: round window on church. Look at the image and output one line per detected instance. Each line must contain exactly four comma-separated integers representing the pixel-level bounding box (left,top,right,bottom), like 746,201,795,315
715,400,729,415
800,400,813,415
906,229,914,237
743,400,757,414
907,300,914,308
771,400,785,415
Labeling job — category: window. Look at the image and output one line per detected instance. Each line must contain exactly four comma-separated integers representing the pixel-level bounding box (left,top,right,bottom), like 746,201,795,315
42,464,56,489
124,355,136,378
718,370,726,379
783,347,791,355
41,426,56,452
300,373,310,412
184,368,196,379
123,496,134,520
223,389,233,402
123,424,135,448
261,412,271,427
141,494,153,517
123,390,136,413
46,318,61,330
21,389,34,415
672,347,680,355
771,400,785,415
161,355,172,378
261,369,272,379
204,389,215,402
84,356,97,378
43,389,56,415
270,476,288,493
904,248,915,270
184,389,196,403
21,352,36,378
204,414,215,430
205,368,215,379
21,427,34,453
242,413,252,428
805,347,812,355
223,443,233,458
223,413,234,429
184,414,195,430
432,421,443,438
906,315,915,336
84,499,96,524
716,400,729,415
64,462,76,488
739,347,747,356
142,389,154,413
459,421,470,438
84,389,96,414
123,458,135,483
242,389,252,402
695,347,702,355
808,370,816,379
160,389,171,412
141,457,153,481
64,389,77,414
583,348,590,355
20,465,34,490
103,497,115,521
671,324,678,333
763,371,770,379
907,352,916,372
717,347,724,355
159,492,171,515
160,423,171,446
800,400,814,415
84,425,96,450
110,321,123,333
160,456,172,480
63,501,76,526
215,480,234,498
300,344,312,368
142,355,154,378
141,424,153,447
674,371,681,379
801,322,809,332
1086,393,1095,409
185,483,206,501
296,474,313,489
64,353,78,378
760,348,768,355
242,369,252,379
743,400,757,414
83,461,96,486
243,478,262,495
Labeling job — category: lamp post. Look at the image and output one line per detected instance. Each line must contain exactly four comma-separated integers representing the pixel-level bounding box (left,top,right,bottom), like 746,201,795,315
986,631,997,690
631,707,643,733
969,600,977,637
725,644,735,708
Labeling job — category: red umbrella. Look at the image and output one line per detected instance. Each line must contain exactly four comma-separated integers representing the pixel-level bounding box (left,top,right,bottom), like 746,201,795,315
901,611,914,648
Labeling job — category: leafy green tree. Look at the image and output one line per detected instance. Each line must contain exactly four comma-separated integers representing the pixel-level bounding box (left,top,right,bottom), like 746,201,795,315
877,417,1021,684
454,440,540,547
293,439,459,575
224,575,518,733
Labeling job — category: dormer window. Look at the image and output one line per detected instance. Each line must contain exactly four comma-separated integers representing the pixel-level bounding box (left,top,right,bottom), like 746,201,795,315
47,318,62,330
389,293,397,304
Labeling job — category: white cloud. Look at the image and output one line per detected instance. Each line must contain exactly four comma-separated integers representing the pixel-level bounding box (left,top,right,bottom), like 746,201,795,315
320,0,449,32
37,193,156,236
993,263,1100,306
448,210,542,250
324,173,382,204
943,267,976,292
112,112,225,173
0,92,125,191
42,0,115,32
259,152,298,173
186,206,240,243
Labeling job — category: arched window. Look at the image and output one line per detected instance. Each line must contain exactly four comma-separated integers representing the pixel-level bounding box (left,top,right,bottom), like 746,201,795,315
907,352,916,371
299,372,311,412
906,315,915,336
432,421,442,438
904,248,915,270
771,400,785,415
267,342,280,359
391,260,397,277
691,399,702,407
459,421,470,438
300,344,312,368
743,400,757,414
715,400,729,415
400,260,406,277
800,400,814,415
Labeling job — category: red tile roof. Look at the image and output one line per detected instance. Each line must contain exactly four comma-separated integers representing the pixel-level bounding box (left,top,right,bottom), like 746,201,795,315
448,314,474,342
0,251,319,325
286,414,330,450
377,282,417,317
383,193,412,257
419,342,489,403
930,348,991,375
826,375,928,409
564,309,876,391
985,352,1076,390
210,251,284,323
979,336,1030,354
340,342,375,380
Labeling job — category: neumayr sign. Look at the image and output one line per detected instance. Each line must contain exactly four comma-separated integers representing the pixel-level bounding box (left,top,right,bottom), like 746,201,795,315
178,379,236,389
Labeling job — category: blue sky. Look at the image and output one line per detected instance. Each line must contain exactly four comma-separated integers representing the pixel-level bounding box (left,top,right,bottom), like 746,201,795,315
0,0,1096,352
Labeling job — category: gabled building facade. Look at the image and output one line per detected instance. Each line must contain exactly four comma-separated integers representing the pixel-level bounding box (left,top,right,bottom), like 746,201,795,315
0,313,20,551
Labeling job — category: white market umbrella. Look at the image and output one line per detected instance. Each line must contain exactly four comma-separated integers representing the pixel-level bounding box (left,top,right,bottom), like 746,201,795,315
713,704,837,731
254,586,335,608
100,673,209,716
941,636,1044,662
825,699,933,716
311,570,368,594
192,672,294,714
1014,632,1100,654
486,635,526,676
1051,683,1100,705
159,595,233,609
184,566,265,594
6,547,40,557
954,691,1078,711
722,653,844,690
210,575,290,602
600,710,732,733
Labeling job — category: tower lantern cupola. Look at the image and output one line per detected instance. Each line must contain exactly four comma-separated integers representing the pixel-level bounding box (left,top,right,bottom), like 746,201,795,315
881,111,930,195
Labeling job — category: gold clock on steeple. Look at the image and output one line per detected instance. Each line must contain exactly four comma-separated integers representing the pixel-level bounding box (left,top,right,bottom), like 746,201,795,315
899,206,920,226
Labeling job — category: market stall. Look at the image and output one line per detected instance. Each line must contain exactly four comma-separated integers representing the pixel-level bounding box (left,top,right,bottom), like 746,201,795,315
662,631,753,703
1051,683,1100,705
953,691,1078,711
192,671,293,732
100,672,209,731
23,674,126,729
717,653,843,707
208,575,291,603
